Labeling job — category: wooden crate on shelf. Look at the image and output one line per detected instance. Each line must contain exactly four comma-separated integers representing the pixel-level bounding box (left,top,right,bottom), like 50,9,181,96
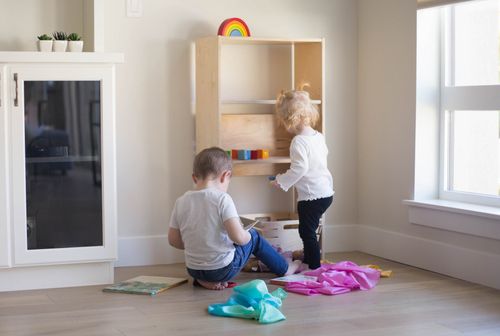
241,212,302,251
241,212,324,253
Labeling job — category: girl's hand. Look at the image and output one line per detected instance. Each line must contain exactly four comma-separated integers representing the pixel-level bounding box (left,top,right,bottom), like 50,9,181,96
270,180,280,189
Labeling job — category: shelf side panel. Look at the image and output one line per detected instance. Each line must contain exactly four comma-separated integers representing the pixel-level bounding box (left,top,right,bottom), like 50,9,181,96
294,42,324,132
220,114,291,156
196,38,220,152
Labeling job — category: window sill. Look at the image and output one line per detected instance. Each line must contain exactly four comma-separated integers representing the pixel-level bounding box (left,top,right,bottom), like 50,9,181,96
403,199,500,240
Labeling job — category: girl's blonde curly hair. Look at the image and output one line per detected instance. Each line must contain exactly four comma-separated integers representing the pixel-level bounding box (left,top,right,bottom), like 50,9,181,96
275,83,319,133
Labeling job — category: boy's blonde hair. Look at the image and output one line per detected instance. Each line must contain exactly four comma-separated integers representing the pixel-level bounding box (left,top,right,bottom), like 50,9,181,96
275,84,319,132
193,147,232,180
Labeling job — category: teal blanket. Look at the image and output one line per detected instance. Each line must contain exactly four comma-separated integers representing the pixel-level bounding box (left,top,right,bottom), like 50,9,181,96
207,279,288,324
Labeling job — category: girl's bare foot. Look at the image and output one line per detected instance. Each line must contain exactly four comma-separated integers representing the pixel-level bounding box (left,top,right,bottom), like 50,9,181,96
195,279,226,290
285,260,302,275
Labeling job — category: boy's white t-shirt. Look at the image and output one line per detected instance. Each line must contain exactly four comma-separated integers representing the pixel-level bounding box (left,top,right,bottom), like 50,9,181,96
276,131,334,201
169,187,239,270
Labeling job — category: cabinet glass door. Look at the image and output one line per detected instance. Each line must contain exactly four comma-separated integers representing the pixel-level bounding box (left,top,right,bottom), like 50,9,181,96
24,80,102,250
11,66,117,265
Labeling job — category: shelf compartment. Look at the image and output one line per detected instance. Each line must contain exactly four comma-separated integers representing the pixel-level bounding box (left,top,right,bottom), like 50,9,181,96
232,161,290,176
220,114,292,156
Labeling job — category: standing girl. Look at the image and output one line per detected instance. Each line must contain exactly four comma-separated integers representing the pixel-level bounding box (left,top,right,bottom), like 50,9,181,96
271,86,334,270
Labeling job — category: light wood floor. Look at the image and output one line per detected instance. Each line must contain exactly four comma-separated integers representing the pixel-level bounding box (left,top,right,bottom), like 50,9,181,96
0,252,499,336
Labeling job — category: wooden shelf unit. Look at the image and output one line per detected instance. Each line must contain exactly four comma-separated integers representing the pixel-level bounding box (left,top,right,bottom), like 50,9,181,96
195,36,325,176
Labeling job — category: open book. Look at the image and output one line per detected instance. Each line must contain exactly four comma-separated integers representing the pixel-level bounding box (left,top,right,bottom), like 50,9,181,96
103,276,188,296
240,216,260,231
270,274,318,286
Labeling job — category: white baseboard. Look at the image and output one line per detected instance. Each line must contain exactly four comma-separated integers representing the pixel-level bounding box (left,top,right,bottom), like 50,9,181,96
0,262,114,292
322,224,357,252
355,225,500,290
116,227,500,290
117,226,356,267
116,235,185,267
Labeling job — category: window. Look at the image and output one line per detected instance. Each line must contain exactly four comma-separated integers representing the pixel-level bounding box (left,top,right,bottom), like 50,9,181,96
439,0,500,206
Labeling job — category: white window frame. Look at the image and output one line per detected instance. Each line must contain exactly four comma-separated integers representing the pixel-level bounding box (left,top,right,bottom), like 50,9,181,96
438,4,500,207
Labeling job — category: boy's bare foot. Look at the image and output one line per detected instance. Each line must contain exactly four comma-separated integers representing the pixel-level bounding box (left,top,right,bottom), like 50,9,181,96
194,279,226,290
285,260,302,275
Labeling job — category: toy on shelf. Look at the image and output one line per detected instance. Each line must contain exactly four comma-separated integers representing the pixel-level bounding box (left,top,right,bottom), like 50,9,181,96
217,18,251,37
237,149,251,160
229,149,270,161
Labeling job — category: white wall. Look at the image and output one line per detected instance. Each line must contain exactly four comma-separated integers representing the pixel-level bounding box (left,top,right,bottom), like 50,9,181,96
102,0,358,265
0,0,84,51
357,0,500,289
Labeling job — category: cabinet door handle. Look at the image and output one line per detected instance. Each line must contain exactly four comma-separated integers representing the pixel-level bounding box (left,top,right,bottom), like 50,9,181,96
13,73,19,107
0,73,2,107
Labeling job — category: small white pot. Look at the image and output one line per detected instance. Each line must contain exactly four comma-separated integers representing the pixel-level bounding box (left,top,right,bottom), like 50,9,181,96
53,40,68,52
68,40,84,52
37,40,53,52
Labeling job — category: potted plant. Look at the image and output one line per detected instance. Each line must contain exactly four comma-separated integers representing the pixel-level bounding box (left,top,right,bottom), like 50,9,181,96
37,34,53,52
67,33,83,52
52,31,68,52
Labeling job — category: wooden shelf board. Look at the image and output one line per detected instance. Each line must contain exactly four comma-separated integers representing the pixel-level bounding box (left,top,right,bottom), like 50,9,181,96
222,99,321,105
218,36,323,45
232,156,291,164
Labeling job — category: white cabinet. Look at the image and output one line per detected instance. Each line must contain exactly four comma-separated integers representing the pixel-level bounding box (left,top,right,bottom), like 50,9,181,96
0,65,10,268
0,52,123,291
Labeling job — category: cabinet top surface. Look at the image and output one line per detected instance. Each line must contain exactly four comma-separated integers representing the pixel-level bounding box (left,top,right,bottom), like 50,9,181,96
197,36,324,45
0,52,124,64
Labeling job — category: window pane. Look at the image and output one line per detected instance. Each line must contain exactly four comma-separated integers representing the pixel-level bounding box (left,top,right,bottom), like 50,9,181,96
451,0,500,86
450,110,499,196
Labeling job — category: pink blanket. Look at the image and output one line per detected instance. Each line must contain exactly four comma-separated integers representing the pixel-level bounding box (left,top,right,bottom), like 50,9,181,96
285,261,380,296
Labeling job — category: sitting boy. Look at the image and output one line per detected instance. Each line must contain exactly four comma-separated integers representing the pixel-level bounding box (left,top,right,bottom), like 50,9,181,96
168,147,300,290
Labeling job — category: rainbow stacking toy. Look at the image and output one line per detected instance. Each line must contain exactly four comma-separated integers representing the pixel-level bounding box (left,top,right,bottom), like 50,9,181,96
218,18,251,37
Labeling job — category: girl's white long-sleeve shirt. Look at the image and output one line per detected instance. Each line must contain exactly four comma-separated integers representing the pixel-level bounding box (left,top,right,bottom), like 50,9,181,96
276,130,334,201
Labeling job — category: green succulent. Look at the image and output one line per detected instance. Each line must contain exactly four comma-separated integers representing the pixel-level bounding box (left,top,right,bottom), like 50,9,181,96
37,34,52,41
52,31,68,41
67,33,81,41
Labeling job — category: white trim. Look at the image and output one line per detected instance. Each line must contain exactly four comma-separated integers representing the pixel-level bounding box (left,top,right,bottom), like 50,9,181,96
437,5,500,207
322,224,357,253
442,85,500,109
418,0,475,10
0,52,123,64
356,224,500,290
116,227,500,291
92,0,105,52
0,66,9,267
115,225,358,267
404,199,500,240
0,262,113,292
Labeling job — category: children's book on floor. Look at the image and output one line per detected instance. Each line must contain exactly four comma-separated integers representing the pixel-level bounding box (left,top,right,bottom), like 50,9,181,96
270,273,318,286
103,276,188,296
